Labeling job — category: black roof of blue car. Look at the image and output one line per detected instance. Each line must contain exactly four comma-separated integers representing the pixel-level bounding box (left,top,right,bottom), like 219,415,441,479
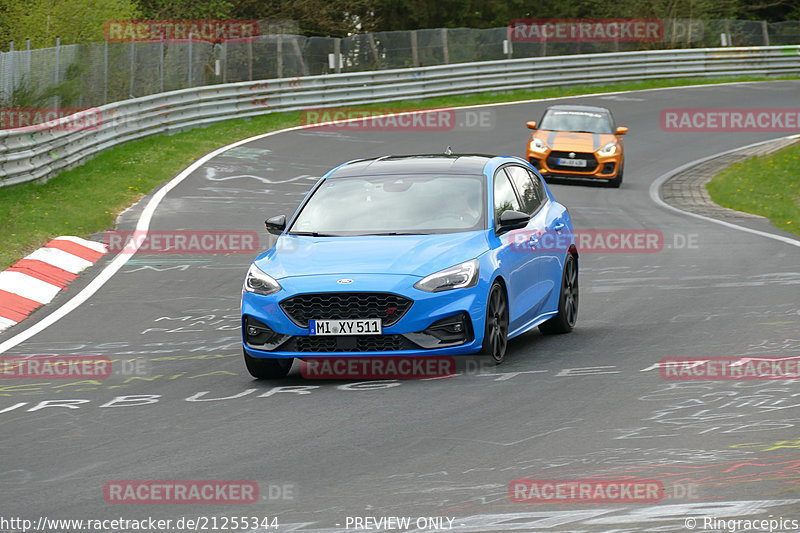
330,154,500,177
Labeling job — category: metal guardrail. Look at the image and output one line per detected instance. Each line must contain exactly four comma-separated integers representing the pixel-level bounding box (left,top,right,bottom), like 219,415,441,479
1,45,799,188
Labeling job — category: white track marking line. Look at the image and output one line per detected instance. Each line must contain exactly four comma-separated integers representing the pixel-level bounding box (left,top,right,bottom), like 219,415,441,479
0,81,797,353
649,134,800,248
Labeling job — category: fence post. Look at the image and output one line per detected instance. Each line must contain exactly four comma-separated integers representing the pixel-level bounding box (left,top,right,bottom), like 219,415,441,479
222,40,228,83
103,39,108,104
724,20,731,46
334,38,341,73
8,40,14,102
188,32,193,88
54,36,61,108
441,28,449,64
277,35,283,78
248,38,253,80
410,30,419,66
159,37,164,92
129,33,135,97
761,20,770,46
292,37,309,75
367,33,380,69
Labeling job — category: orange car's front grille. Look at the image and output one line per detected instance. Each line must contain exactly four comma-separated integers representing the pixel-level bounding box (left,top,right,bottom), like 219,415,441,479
546,151,598,172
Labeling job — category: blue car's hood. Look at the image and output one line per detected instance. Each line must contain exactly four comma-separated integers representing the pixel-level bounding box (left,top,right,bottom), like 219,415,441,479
257,231,488,279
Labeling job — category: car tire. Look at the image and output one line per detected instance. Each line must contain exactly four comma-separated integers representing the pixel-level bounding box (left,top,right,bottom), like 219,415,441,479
481,281,509,364
243,348,293,379
606,163,623,188
539,253,578,334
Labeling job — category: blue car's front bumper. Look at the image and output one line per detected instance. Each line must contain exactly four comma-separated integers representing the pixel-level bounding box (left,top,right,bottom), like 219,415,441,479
242,273,488,359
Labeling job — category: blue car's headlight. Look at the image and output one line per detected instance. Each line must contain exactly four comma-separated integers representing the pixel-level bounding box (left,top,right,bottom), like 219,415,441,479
414,259,479,293
244,264,282,296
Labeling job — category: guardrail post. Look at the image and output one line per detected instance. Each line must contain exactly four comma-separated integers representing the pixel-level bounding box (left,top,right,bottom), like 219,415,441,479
410,30,419,66
761,20,770,46
442,28,449,64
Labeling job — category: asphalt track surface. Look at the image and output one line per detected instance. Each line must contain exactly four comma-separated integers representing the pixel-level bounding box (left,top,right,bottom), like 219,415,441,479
2,81,800,532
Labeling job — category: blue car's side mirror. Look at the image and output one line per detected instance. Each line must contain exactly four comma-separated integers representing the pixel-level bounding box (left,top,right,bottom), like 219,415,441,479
266,215,287,235
497,210,530,233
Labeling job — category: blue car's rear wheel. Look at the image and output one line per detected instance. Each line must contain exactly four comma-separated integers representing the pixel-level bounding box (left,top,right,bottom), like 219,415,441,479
243,349,293,379
539,253,578,334
481,282,509,364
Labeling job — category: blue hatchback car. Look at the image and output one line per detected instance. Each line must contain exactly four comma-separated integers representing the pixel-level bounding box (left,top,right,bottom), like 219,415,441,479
241,154,578,378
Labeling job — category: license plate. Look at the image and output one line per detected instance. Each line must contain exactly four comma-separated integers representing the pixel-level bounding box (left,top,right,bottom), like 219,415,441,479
310,319,382,336
557,158,587,167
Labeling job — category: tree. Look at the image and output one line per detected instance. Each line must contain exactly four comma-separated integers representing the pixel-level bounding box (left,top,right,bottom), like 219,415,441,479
1,0,140,50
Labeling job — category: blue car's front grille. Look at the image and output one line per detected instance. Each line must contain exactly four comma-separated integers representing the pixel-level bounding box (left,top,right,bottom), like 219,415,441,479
290,334,409,353
280,292,413,328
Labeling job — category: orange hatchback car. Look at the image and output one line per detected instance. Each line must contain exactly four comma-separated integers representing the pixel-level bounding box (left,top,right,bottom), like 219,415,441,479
525,105,628,188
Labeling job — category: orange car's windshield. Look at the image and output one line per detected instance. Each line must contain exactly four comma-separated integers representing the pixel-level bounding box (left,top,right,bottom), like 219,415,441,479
539,110,613,134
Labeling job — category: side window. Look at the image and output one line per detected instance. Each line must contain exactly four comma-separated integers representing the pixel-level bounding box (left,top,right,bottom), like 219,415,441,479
504,165,543,214
494,170,521,224
530,170,548,209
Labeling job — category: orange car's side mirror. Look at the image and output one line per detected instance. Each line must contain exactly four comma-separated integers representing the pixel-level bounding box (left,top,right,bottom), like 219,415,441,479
616,126,628,135
526,121,537,130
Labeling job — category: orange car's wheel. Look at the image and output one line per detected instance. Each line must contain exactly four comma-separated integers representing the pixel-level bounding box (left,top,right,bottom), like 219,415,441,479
606,162,623,188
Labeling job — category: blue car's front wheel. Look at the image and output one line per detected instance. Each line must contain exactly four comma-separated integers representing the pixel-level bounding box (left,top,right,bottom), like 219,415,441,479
244,349,293,379
481,282,509,364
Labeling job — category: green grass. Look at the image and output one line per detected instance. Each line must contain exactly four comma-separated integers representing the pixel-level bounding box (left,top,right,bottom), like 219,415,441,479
707,140,800,237
1,74,797,270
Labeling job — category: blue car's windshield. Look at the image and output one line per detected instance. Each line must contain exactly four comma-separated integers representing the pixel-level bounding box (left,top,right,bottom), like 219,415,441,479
539,110,612,134
289,174,486,236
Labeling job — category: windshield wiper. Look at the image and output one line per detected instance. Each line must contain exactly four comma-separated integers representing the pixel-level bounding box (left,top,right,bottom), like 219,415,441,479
358,232,429,236
289,231,340,237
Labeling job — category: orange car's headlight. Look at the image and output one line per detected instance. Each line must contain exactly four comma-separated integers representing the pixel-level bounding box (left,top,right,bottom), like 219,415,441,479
530,137,549,153
598,142,618,156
